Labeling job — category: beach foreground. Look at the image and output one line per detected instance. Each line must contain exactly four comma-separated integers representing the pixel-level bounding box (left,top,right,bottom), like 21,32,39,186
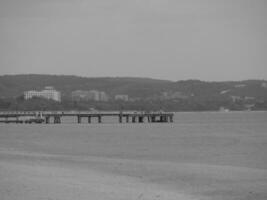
0,112,267,200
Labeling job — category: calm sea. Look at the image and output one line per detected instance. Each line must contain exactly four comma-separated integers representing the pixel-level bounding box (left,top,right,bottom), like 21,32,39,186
1,111,267,200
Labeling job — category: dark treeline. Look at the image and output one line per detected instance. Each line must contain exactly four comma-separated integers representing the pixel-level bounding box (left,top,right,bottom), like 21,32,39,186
1,96,267,111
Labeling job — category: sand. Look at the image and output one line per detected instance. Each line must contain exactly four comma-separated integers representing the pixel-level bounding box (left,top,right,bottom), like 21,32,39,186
0,154,195,200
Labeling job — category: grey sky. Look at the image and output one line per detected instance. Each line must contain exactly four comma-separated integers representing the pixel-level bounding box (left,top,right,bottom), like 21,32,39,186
0,0,266,81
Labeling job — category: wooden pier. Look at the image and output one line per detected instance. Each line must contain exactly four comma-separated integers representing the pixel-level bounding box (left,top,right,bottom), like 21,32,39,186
0,111,174,124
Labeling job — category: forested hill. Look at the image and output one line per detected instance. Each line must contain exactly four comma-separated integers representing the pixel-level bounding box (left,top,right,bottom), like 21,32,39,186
0,74,267,111
0,74,172,98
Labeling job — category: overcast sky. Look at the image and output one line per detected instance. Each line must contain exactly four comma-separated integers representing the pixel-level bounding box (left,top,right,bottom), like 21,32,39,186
0,0,266,81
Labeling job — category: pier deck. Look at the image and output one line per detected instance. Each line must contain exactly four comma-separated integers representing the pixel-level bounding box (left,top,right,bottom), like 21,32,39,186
0,111,174,124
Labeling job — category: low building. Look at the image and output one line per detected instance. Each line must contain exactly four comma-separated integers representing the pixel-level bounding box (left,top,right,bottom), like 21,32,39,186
71,90,108,101
244,96,255,101
88,90,100,101
99,91,109,102
161,91,188,100
115,94,129,101
234,84,246,88
220,90,231,94
71,90,89,101
230,96,242,102
24,86,61,102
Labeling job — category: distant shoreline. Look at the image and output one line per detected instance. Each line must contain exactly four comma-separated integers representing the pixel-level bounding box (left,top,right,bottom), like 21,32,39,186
1,110,267,113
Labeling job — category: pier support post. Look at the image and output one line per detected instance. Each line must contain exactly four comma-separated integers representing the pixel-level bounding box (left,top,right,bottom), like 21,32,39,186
45,116,50,124
132,116,136,123
98,116,102,123
160,116,167,122
119,115,122,123
169,115,174,123
138,116,144,123
77,116,81,124
88,116,91,123
54,116,61,124
126,116,129,123
164,116,168,122
147,116,151,123
16,116,19,123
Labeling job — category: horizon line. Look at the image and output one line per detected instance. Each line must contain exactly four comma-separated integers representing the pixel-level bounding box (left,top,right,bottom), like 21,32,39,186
0,73,266,83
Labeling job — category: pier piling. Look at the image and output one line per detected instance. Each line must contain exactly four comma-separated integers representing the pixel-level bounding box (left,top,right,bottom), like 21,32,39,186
45,116,50,124
77,116,81,124
98,116,102,123
54,116,61,124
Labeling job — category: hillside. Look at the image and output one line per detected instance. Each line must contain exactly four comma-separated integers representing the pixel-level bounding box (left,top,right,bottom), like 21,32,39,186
0,74,267,111
0,74,172,99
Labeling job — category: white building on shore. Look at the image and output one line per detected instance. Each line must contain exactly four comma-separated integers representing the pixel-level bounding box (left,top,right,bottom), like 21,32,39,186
115,94,129,101
24,86,61,102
